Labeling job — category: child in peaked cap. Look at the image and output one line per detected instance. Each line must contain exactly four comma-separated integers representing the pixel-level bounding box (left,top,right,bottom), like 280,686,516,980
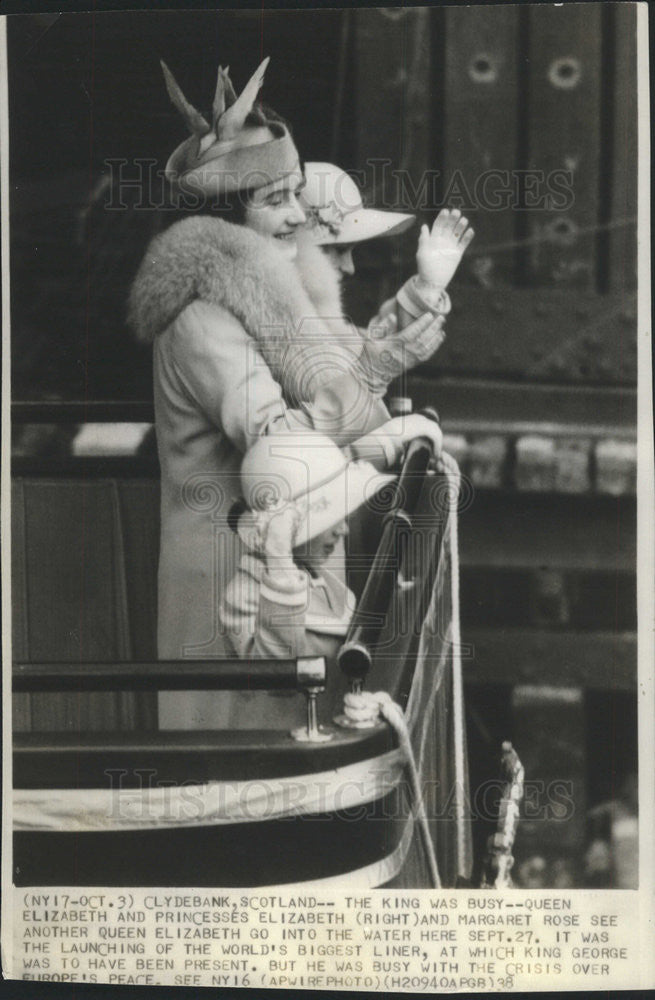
220,413,443,665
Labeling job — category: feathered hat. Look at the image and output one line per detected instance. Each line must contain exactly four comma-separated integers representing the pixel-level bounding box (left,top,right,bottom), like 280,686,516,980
161,57,300,197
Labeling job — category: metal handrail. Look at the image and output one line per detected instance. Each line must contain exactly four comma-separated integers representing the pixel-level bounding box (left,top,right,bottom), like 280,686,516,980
13,657,325,693
12,401,155,424
337,432,440,688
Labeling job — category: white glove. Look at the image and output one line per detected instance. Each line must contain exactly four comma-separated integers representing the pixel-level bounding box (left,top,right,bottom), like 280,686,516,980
262,503,302,558
345,413,443,469
236,500,303,564
386,412,443,458
416,208,475,291
359,311,445,395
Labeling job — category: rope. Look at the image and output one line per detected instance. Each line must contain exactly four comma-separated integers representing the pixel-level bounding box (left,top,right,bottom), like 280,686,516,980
340,690,442,888
440,452,469,876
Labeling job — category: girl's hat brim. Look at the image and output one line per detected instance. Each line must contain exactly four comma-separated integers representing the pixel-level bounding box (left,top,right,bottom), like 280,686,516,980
236,462,396,554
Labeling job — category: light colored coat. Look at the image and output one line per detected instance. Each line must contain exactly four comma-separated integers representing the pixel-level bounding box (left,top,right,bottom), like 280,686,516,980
129,218,389,669
217,554,355,732
220,552,354,662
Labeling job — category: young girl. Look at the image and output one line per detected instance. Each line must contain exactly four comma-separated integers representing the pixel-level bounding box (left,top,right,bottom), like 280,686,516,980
220,414,443,664
298,161,475,386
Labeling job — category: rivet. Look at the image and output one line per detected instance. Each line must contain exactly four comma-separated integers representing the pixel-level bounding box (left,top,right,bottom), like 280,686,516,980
548,56,582,90
545,217,579,246
468,52,499,85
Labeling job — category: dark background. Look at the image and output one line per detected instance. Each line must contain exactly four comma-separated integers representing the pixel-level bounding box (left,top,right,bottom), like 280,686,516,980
8,6,640,889
8,6,637,400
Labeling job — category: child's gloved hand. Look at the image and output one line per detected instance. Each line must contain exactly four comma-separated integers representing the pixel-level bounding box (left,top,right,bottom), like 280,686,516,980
416,208,475,292
360,311,445,394
262,503,303,559
236,501,304,568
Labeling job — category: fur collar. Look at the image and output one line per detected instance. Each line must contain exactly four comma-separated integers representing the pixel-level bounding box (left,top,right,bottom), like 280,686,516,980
294,228,344,321
128,216,355,400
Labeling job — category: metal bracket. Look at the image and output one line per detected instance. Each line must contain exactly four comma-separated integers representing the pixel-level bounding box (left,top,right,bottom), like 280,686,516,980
291,686,335,743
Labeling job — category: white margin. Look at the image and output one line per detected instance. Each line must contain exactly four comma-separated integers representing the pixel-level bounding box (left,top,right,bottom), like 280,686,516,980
0,6,652,992
0,12,14,980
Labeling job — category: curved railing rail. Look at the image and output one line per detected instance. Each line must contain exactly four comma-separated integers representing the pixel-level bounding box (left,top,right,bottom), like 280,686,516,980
338,425,446,689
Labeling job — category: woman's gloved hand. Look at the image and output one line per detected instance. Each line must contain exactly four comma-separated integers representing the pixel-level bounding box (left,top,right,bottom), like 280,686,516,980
386,412,443,457
345,412,443,469
359,311,445,395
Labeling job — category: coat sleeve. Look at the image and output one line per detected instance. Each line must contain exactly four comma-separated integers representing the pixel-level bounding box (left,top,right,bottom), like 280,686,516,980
220,562,313,661
368,280,452,328
395,275,452,321
169,300,390,452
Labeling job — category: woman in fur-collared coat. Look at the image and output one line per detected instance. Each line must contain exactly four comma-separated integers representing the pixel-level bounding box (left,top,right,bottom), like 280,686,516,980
130,210,403,660
129,59,444,725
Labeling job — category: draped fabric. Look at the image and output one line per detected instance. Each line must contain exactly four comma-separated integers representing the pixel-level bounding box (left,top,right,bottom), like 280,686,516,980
14,750,405,832
382,509,473,888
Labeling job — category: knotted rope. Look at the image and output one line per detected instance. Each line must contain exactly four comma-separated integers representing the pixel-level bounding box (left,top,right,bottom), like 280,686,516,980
340,689,442,888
